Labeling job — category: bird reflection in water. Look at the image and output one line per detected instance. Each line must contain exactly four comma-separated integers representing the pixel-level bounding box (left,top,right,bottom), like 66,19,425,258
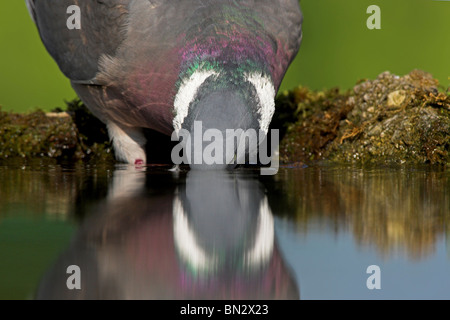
36,167,299,299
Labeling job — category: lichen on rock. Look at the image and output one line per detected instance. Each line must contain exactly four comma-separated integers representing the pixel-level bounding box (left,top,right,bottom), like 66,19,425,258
276,70,450,165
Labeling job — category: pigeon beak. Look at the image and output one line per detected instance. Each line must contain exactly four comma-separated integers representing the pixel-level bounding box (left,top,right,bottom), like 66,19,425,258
181,89,260,170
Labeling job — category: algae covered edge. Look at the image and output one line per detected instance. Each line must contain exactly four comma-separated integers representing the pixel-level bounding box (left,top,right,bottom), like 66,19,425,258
276,70,450,166
1,70,449,166
0,100,114,163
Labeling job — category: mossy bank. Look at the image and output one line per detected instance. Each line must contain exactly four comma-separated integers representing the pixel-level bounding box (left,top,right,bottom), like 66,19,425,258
275,70,449,166
0,70,449,166
0,100,113,164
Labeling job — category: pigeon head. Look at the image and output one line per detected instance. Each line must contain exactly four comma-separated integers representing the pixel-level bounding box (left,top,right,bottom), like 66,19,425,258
170,7,284,170
173,60,276,170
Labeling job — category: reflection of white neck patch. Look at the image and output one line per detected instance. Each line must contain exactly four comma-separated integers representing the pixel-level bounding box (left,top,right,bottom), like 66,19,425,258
244,197,274,267
172,194,274,274
246,73,276,134
173,70,218,133
173,195,217,274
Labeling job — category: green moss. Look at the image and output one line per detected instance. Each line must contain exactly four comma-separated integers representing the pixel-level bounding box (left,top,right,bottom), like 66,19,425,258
274,85,353,162
0,100,114,164
2,70,448,166
277,70,450,165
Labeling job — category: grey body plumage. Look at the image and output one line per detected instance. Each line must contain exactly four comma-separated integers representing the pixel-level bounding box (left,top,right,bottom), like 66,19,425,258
27,0,303,166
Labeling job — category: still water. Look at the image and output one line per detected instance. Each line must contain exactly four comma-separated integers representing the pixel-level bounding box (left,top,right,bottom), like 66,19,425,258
0,162,449,300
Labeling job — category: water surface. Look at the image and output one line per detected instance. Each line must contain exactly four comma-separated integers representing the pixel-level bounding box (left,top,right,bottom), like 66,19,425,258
0,162,449,299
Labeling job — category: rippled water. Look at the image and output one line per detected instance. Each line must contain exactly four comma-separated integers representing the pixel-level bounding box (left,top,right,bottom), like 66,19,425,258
0,162,449,299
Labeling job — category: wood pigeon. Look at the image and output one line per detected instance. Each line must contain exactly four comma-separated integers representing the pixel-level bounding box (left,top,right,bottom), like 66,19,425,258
27,0,303,166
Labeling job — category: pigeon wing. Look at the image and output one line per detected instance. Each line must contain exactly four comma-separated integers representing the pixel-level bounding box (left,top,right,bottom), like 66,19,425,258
26,0,131,84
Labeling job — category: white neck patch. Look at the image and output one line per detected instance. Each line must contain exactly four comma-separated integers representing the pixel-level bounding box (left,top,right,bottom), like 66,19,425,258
246,73,276,134
173,70,218,132
173,71,275,134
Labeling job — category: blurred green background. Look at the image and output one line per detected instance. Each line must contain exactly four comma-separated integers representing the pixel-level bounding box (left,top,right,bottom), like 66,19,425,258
0,0,449,113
